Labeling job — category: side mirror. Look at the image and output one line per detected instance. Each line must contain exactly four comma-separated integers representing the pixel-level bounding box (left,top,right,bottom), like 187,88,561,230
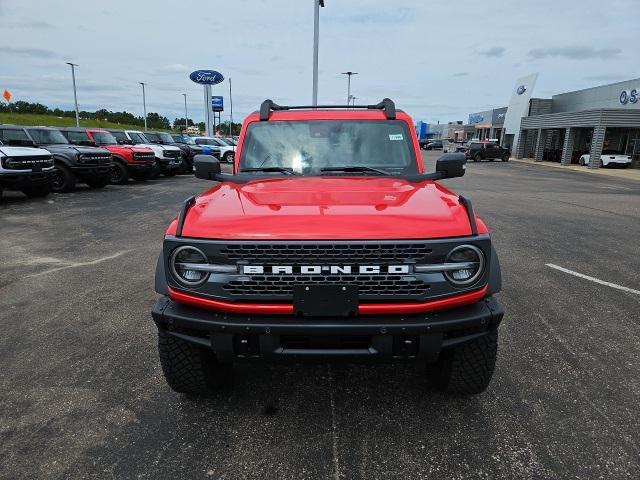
435,153,466,179
194,154,221,180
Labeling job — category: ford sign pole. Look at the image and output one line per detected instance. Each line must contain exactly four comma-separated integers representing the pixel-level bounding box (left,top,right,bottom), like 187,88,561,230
66,62,80,127
189,70,225,137
182,93,188,131
312,0,325,106
139,82,147,131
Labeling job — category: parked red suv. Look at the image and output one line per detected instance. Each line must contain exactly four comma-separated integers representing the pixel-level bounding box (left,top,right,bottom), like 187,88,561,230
62,128,155,184
152,99,503,397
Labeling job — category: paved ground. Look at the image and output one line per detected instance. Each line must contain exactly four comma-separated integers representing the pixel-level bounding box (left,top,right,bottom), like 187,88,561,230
512,157,640,182
1,153,639,479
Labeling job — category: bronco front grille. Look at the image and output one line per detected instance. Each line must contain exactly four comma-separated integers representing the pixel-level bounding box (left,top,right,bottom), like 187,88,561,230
219,244,433,263
222,274,430,297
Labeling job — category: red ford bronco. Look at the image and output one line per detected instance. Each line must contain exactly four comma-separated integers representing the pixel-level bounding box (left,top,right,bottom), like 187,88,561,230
152,99,503,396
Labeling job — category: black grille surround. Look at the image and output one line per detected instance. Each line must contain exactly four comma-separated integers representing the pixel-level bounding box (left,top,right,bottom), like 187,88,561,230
163,236,492,304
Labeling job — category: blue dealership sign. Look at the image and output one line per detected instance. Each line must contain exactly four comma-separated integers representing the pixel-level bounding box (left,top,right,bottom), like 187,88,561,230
212,96,224,112
189,70,224,85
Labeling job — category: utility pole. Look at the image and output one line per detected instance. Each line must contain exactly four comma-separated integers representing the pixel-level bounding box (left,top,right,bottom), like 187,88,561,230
229,78,234,137
341,71,358,105
182,93,188,131
139,82,147,131
312,0,325,105
66,62,80,127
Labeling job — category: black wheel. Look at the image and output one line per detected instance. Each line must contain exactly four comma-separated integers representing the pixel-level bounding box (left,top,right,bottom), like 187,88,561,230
21,183,51,198
223,151,235,163
51,164,76,193
109,160,130,185
474,153,482,162
428,329,498,395
150,161,162,179
163,168,178,177
86,175,110,189
502,154,510,162
131,170,152,182
158,329,231,396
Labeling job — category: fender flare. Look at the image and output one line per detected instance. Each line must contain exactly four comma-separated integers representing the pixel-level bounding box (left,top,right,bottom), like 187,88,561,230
487,244,502,295
53,154,74,168
155,253,169,295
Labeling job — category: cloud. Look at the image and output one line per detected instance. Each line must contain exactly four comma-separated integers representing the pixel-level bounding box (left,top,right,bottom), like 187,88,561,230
452,72,469,77
158,63,191,73
2,46,56,58
478,46,505,58
528,46,621,60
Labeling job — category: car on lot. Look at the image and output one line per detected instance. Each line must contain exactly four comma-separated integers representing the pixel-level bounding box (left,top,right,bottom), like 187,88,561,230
171,134,216,164
0,125,112,192
144,131,203,174
107,129,182,178
424,140,444,151
0,139,54,199
61,128,156,184
152,98,504,397
466,141,510,162
192,136,236,163
579,150,632,168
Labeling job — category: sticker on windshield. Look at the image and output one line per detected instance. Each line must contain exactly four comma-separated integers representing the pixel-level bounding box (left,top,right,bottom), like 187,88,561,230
388,134,403,141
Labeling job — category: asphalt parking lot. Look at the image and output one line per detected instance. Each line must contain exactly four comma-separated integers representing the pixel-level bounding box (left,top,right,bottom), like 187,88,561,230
1,152,639,479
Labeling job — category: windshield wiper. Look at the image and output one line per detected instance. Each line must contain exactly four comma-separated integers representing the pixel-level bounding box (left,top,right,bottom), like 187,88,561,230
320,166,390,175
240,167,297,175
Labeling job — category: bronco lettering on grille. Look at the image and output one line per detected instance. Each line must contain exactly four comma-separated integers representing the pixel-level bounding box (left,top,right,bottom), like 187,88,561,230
242,265,411,275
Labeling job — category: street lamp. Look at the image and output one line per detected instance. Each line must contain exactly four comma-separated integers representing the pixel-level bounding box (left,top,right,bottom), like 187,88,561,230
139,82,147,131
182,93,188,131
341,71,358,105
312,0,325,105
66,62,80,127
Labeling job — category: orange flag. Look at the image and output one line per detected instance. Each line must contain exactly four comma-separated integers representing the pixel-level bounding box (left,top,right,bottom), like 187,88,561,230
2,89,11,102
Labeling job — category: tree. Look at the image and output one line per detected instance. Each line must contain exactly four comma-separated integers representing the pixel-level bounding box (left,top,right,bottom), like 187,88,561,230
173,117,195,129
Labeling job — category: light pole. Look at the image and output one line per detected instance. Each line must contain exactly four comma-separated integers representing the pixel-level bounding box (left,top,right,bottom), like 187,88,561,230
139,82,147,131
341,71,358,105
350,96,357,106
182,93,188,131
66,62,80,127
312,0,325,105
228,77,234,137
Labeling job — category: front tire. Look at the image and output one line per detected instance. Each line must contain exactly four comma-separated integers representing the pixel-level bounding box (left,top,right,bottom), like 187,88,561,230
109,161,130,185
150,160,162,179
474,153,482,162
428,329,498,395
51,164,76,193
158,329,230,396
223,151,235,163
502,154,509,162
86,175,110,189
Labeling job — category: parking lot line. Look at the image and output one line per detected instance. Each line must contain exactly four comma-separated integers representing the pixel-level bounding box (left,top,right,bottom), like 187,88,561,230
545,263,640,295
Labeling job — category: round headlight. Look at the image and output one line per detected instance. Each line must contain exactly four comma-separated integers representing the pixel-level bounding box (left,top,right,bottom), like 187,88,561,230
170,246,209,287
444,245,485,286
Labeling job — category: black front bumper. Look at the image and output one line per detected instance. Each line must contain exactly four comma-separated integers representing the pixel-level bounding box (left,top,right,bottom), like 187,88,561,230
0,171,52,189
127,162,154,172
158,158,181,172
70,165,112,178
152,296,504,363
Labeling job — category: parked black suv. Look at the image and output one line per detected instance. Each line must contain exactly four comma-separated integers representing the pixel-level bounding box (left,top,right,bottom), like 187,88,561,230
0,126,112,192
466,142,510,162
145,131,203,173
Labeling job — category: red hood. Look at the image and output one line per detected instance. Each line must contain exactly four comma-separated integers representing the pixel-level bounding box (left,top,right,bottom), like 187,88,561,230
171,177,486,240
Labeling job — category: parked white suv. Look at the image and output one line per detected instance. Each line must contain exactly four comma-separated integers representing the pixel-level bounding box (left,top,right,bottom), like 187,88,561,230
193,136,236,163
0,140,55,199
108,129,182,177
579,150,632,168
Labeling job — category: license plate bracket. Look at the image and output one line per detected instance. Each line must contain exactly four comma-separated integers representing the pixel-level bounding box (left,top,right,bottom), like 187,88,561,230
293,284,358,317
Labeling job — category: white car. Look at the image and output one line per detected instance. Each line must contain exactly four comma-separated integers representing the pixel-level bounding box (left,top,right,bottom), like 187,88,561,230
0,141,55,198
193,136,236,163
108,129,183,177
579,150,632,168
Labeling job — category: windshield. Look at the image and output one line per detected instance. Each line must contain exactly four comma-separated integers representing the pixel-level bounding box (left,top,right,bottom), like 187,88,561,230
195,137,224,146
217,138,234,146
110,131,128,143
144,132,159,142
157,133,174,143
91,131,117,145
174,135,196,144
27,128,69,145
239,120,417,175
128,132,148,144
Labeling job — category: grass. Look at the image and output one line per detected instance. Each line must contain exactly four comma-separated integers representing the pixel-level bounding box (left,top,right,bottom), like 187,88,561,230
0,112,175,132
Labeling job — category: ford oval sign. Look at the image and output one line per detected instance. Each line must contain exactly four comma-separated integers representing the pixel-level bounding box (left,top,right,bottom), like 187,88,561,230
189,70,224,85
516,85,527,95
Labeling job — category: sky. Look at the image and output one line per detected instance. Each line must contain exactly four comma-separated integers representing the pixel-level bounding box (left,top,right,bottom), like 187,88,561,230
0,0,638,125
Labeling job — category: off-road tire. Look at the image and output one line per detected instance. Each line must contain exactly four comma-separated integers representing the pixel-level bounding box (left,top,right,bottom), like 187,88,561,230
86,175,110,189
51,164,76,193
163,168,178,177
474,153,482,162
223,151,235,163
158,329,230,396
109,160,130,185
131,170,152,181
150,161,162,179
502,154,510,162
428,329,498,395
21,184,51,198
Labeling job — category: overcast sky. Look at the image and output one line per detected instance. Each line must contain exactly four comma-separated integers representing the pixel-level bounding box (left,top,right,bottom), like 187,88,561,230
0,0,638,125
